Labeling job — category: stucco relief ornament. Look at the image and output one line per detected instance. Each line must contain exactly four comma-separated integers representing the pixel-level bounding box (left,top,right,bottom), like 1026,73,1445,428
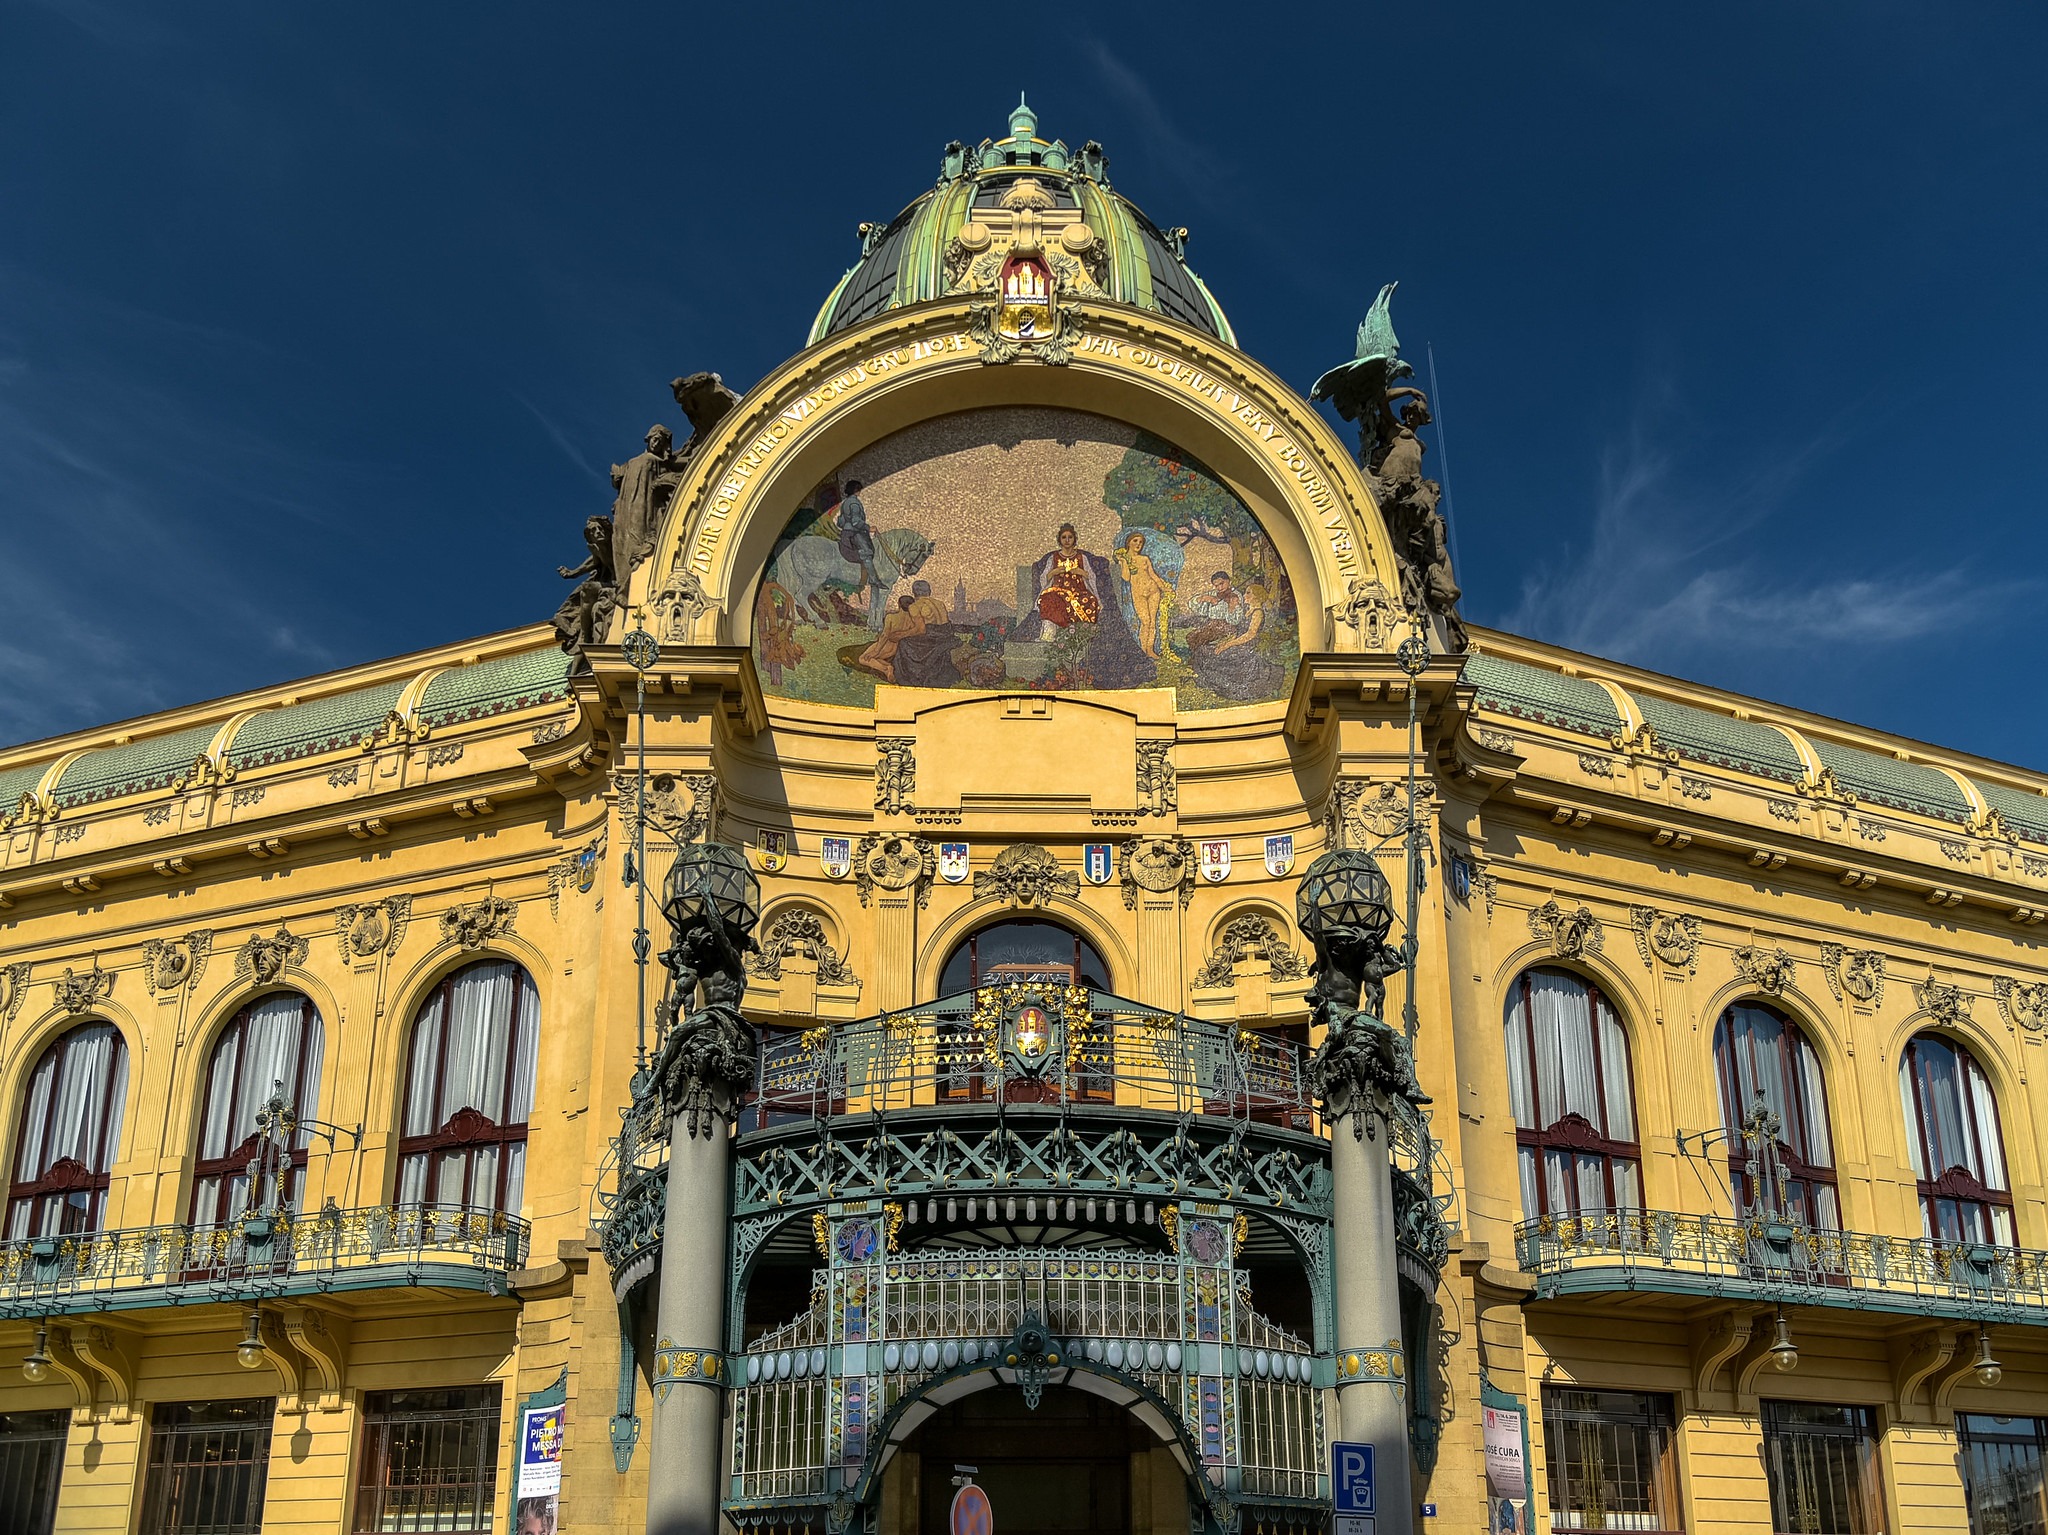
975,843,1079,909
874,737,916,815
171,751,236,794
1335,578,1399,651
648,550,715,644
1819,943,1885,1006
1528,900,1604,961
1628,907,1701,974
142,931,212,994
616,771,716,844
1191,915,1311,989
53,961,114,1015
1915,973,1972,1027
2,790,55,831
0,962,29,1024
235,927,308,986
1732,944,1796,997
1120,835,1195,910
1994,977,2048,1033
1135,742,1177,817
947,177,1105,366
334,897,412,959
853,832,935,909
746,908,857,987
1330,778,1437,847
440,896,517,952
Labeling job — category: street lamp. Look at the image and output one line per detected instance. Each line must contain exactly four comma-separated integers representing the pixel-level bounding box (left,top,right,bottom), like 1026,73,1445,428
1767,1308,1798,1373
235,1308,266,1370
660,842,761,948
1295,850,1396,952
1975,1328,2003,1387
21,1321,51,1383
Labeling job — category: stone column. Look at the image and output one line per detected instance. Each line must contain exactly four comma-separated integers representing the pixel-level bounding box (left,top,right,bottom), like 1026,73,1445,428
1326,1085,1413,1535
646,1113,735,1535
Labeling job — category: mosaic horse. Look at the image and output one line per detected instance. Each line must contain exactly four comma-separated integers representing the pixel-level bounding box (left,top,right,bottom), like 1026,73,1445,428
775,526,936,629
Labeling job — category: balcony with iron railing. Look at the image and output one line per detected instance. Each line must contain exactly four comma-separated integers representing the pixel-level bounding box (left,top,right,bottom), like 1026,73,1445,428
594,988,1457,1299
1514,1098,2048,1324
0,1201,530,1318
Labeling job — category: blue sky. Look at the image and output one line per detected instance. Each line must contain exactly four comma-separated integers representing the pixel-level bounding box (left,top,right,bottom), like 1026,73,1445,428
3,5,2044,765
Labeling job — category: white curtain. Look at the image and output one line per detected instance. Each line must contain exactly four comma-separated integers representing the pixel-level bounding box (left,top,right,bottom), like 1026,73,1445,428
1964,1051,2008,1192
1504,970,1633,1139
399,961,539,1213
193,995,323,1219
1716,1005,1832,1167
1903,1036,2005,1186
5,1024,127,1239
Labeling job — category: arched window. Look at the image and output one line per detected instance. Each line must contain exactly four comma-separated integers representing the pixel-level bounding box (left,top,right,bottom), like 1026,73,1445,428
1713,1003,1838,1229
397,960,539,1216
7,1023,128,1239
1504,969,1641,1220
190,993,324,1226
936,920,1111,1104
1900,1034,2012,1245
937,918,1109,994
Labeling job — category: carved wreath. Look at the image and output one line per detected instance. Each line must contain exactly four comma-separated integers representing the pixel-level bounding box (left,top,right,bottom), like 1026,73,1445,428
1192,915,1311,989
746,908,856,987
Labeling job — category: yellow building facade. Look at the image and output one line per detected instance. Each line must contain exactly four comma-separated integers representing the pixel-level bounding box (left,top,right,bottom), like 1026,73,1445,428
2,101,2047,1535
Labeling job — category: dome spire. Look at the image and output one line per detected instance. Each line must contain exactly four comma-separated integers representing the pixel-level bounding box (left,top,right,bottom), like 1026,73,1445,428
1009,93,1038,140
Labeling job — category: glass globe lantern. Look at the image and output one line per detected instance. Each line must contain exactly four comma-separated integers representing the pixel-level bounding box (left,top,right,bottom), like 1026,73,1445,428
660,842,762,942
21,1321,51,1383
1295,850,1396,949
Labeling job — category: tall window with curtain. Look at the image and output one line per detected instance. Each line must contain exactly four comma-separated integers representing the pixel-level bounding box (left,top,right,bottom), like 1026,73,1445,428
1504,968,1641,1220
1900,1033,2013,1245
189,994,324,1227
6,1023,128,1240
1713,1002,1838,1229
397,960,539,1216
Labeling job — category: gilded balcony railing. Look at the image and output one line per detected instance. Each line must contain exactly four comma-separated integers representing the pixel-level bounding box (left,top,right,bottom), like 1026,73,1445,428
1516,1208,2048,1322
0,1201,529,1317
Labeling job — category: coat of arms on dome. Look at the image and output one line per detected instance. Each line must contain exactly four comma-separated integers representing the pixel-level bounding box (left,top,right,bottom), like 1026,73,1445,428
947,178,1105,366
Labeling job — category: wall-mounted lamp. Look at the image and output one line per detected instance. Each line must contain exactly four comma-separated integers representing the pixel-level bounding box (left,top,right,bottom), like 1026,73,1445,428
235,1308,266,1370
1975,1328,2003,1387
21,1321,51,1384
1768,1308,1799,1373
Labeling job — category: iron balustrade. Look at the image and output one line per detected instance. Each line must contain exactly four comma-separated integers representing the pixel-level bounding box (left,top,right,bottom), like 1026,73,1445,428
1516,1208,2048,1322
0,1202,528,1317
728,1247,1321,1509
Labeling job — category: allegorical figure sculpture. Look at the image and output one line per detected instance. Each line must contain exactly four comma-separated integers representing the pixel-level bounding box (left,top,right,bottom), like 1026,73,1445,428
553,515,619,657
1310,283,1469,653
550,371,741,659
649,847,761,1138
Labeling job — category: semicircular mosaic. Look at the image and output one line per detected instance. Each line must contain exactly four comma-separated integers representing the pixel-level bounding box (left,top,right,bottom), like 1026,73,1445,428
751,407,1299,710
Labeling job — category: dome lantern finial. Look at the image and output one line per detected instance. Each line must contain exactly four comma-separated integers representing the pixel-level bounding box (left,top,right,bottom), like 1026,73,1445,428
1009,93,1038,140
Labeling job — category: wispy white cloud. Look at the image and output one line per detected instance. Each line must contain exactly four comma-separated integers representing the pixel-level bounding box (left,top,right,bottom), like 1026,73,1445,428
1500,405,2033,673
512,391,600,478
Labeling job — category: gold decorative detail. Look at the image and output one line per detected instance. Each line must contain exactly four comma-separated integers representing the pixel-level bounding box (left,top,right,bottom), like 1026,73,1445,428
882,1203,905,1252
1232,1213,1248,1252
811,1212,830,1261
1159,1205,1180,1245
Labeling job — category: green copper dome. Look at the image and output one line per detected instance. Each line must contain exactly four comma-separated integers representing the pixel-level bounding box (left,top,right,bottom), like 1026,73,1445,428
808,97,1236,348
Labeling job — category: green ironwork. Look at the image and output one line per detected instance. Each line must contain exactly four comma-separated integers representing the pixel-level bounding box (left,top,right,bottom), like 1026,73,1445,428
1517,1208,2048,1323
0,1201,527,1318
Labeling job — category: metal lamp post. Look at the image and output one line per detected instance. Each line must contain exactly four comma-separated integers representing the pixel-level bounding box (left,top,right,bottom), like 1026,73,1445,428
645,839,760,1535
1298,847,1416,1535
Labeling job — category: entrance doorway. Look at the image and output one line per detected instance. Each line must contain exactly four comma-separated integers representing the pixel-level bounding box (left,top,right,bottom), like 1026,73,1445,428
887,1386,1190,1535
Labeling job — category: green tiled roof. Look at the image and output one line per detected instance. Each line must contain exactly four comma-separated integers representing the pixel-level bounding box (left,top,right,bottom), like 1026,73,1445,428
1977,779,2048,844
51,722,222,809
0,760,48,809
1466,655,1622,737
418,647,575,729
225,680,408,772
1811,739,1969,824
1629,692,1804,784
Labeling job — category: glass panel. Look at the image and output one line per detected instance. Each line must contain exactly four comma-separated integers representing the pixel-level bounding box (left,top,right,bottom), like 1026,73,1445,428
1959,1414,2048,1535
138,1398,276,1535
0,1409,68,1535
1541,1387,1683,1532
352,1386,502,1534
1761,1401,1885,1535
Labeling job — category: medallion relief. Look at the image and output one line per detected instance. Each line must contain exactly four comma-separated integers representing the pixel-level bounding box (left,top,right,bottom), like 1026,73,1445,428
1120,835,1195,909
854,833,935,909
1819,943,1885,1006
1627,907,1701,974
142,932,212,995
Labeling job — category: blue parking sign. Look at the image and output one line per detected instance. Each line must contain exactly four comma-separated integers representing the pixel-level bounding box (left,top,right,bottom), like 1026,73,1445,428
1333,1441,1375,1513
